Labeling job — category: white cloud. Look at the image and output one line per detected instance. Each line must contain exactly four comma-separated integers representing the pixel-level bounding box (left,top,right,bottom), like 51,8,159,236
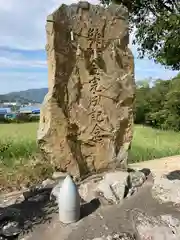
0,71,48,94
0,0,98,50
0,47,47,68
0,0,178,94
0,56,46,69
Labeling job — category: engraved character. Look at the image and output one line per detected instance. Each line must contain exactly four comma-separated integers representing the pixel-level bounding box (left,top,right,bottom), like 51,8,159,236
91,95,99,106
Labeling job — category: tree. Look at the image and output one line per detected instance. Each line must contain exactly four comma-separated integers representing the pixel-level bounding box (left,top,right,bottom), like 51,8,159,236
136,79,151,89
134,83,150,124
162,73,180,130
100,0,180,70
146,79,170,128
134,73,180,131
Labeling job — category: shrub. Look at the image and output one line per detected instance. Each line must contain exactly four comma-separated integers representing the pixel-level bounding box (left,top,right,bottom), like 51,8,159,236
135,74,180,131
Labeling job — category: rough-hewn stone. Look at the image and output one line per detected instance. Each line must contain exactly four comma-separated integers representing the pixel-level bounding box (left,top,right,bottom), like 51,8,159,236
94,171,128,204
38,2,135,177
136,212,180,239
152,174,180,204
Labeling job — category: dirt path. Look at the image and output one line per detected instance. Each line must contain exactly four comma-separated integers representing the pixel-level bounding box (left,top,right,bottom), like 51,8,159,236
130,155,180,174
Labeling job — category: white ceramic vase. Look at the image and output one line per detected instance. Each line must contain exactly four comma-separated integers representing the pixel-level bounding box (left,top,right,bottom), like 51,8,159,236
58,175,80,224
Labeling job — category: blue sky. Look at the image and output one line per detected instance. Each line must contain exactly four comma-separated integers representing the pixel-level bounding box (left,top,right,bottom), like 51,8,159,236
0,0,179,94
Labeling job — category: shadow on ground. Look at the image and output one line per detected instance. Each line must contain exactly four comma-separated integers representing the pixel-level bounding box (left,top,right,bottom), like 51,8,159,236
0,187,58,239
166,170,180,180
80,198,100,219
0,187,100,239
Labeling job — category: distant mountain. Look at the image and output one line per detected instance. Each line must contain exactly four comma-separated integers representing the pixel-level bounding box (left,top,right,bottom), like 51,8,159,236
0,88,48,104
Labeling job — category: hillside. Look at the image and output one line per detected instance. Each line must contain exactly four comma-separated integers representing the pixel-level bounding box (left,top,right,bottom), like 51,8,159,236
0,88,48,104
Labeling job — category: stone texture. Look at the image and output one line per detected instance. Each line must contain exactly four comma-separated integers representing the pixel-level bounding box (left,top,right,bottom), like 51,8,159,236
91,233,136,240
95,171,128,204
136,211,180,239
1,221,22,238
41,178,55,188
38,1,135,177
3,157,180,240
52,172,68,180
152,173,180,204
94,170,148,204
78,170,145,205
78,179,99,202
0,191,25,208
128,170,146,188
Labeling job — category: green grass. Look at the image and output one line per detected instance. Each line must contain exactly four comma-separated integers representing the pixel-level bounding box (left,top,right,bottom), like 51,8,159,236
1,122,180,190
1,122,180,165
0,122,38,167
0,122,54,191
129,125,180,163
0,123,180,165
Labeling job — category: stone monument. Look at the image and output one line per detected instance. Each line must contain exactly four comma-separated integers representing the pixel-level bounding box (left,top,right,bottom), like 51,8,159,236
38,1,135,178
